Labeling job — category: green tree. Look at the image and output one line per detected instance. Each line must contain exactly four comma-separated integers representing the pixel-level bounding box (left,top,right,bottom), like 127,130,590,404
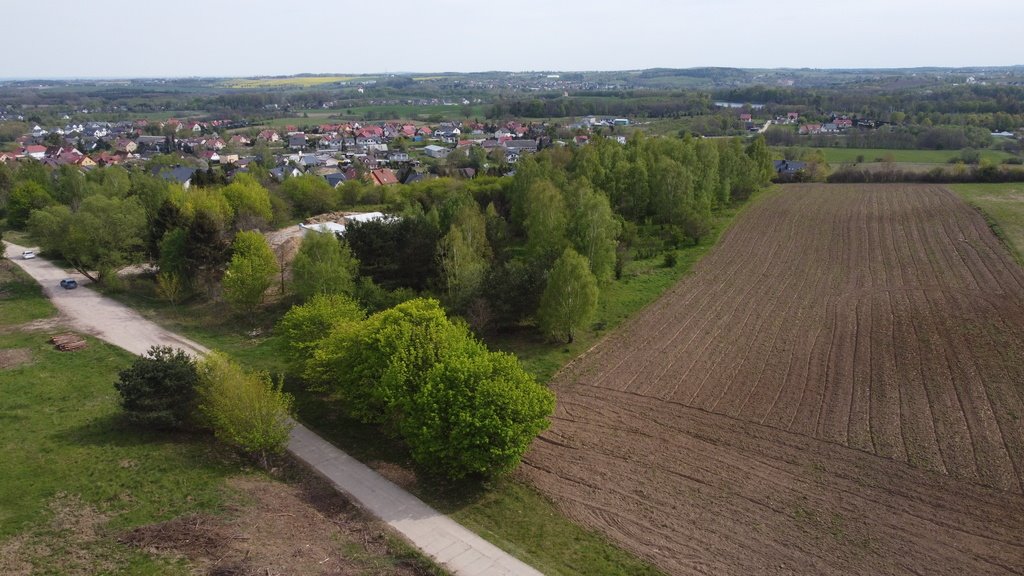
223,231,278,314
28,194,147,282
537,248,599,343
276,293,365,371
523,180,568,262
114,346,199,430
438,223,489,308
291,231,358,301
281,173,335,216
399,348,555,479
155,271,186,306
196,351,294,469
7,181,54,229
568,186,620,283
222,173,273,229
304,298,555,479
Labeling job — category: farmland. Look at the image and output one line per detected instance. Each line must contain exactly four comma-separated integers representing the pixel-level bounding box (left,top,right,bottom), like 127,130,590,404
523,184,1024,575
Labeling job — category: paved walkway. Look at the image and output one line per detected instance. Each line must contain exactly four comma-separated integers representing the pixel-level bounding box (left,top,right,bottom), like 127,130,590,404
4,243,543,576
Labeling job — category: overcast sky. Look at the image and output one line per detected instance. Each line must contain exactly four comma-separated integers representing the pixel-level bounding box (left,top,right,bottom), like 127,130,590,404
4,0,1022,78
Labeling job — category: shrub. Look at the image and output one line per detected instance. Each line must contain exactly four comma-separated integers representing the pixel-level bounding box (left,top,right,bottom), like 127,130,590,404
196,352,294,468
662,250,678,268
399,350,555,479
114,346,198,430
305,298,556,479
276,293,365,371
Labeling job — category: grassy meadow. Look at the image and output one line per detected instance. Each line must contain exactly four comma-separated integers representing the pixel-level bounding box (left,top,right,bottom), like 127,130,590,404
811,147,1014,165
950,183,1024,265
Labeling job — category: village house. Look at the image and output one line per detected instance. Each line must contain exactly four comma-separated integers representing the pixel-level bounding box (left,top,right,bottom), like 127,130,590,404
423,144,450,159
370,168,399,186
289,133,307,150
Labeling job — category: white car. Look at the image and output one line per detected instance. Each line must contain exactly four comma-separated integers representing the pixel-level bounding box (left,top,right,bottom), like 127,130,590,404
21,250,36,259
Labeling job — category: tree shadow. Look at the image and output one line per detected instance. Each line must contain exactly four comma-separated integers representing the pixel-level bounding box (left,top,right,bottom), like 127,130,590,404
52,411,210,449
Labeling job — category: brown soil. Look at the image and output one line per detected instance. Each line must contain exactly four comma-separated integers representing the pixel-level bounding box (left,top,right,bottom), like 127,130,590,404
123,472,438,576
0,348,32,369
524,184,1024,575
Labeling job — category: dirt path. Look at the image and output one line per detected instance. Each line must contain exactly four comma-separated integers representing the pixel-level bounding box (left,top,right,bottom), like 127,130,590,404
4,242,207,356
3,242,541,576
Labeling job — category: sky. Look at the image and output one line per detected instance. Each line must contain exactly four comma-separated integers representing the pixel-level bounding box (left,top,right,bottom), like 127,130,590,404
3,0,1023,78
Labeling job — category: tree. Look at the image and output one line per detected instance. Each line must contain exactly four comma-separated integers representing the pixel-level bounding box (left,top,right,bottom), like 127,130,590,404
281,173,335,216
568,186,620,283
222,231,278,314
114,346,199,430
155,271,185,306
184,208,230,288
291,231,358,301
221,173,273,229
537,248,599,343
7,181,54,229
438,219,489,308
399,348,555,479
196,351,294,468
303,298,555,479
276,293,365,370
523,180,568,263
28,194,147,282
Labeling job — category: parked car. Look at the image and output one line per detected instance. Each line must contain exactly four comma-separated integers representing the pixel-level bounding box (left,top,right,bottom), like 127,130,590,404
59,278,78,289
21,250,35,259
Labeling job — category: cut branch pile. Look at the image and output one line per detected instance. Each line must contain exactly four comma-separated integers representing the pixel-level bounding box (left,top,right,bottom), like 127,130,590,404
49,333,88,352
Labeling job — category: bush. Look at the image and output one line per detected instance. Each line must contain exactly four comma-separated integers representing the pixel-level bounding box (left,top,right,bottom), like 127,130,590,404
196,352,294,468
276,293,365,371
662,250,678,268
304,298,555,479
114,346,199,430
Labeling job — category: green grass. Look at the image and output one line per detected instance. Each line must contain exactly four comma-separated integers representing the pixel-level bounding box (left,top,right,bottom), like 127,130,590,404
0,327,237,574
0,259,56,327
794,147,1015,165
335,104,489,121
3,270,446,575
949,183,1024,265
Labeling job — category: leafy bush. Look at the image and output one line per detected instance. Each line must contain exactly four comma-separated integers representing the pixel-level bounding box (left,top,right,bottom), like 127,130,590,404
114,346,198,430
222,231,278,314
276,293,365,370
399,349,555,479
196,352,294,467
303,298,555,479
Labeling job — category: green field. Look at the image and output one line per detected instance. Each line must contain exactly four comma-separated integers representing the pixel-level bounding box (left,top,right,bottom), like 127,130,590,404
0,263,236,574
0,261,442,575
807,147,1015,165
334,104,489,121
950,183,1024,265
0,260,55,326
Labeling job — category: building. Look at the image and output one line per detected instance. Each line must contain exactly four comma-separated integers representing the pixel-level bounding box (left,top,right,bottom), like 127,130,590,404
423,144,450,159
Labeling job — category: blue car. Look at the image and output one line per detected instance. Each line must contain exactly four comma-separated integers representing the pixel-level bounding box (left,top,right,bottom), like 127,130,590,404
59,278,78,289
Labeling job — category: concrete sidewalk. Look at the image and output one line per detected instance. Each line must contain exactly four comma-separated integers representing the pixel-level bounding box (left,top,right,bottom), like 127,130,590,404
290,425,543,576
4,242,543,576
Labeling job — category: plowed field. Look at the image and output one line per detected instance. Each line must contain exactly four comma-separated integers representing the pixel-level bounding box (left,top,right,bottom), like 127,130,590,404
524,184,1024,575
